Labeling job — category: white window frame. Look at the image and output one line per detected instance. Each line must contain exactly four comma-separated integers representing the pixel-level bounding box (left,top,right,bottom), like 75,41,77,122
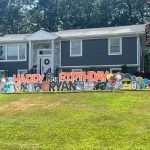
37,49,52,57
0,45,7,61
72,69,82,72
0,70,8,77
108,37,122,55
0,70,7,73
18,69,27,75
0,44,27,62
70,40,82,57
110,68,121,73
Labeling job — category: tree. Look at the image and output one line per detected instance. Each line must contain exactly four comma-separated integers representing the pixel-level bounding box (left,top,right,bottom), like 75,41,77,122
0,0,150,34
35,0,59,32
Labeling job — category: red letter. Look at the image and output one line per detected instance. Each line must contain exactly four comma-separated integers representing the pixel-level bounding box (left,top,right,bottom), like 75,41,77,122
13,75,21,83
59,72,67,82
83,72,90,82
88,71,98,82
20,74,26,83
97,71,109,82
71,72,79,82
39,74,45,83
26,74,33,83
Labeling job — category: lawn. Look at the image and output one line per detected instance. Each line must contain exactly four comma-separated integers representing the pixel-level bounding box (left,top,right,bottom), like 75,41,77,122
0,91,149,150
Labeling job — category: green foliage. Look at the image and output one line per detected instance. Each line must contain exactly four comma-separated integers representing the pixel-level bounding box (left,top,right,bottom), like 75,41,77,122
0,0,150,34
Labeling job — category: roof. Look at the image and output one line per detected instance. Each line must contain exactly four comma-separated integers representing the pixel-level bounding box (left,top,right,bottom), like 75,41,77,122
0,24,146,42
26,30,58,41
56,24,145,39
0,34,29,43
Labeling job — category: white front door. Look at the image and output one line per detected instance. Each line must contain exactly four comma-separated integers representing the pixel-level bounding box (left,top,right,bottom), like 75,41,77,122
40,56,51,74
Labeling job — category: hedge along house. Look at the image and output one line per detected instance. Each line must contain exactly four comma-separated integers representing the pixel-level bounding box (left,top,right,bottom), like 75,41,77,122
0,24,147,76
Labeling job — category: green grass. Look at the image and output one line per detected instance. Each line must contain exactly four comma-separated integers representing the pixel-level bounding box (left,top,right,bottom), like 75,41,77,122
0,91,149,150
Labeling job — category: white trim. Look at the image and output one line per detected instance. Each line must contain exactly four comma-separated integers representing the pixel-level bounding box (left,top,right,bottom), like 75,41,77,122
6,45,7,60
51,40,55,74
72,69,82,72
0,43,27,62
17,45,19,60
35,42,53,74
137,35,141,71
60,40,62,67
108,37,122,55
0,60,27,62
110,68,121,73
25,44,27,62
61,35,141,42
37,56,52,74
37,50,52,74
60,64,139,69
60,32,145,40
29,40,32,70
0,70,8,73
0,70,7,72
18,69,27,75
70,40,82,57
26,30,58,41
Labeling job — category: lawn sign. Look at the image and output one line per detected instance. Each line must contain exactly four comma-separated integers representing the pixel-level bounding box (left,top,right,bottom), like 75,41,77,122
0,71,150,93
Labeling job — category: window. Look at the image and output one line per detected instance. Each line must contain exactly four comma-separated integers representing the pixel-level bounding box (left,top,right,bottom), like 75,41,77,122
0,46,6,60
19,45,26,60
18,70,27,75
70,40,82,57
0,44,26,61
39,50,51,55
108,38,122,55
110,68,121,73
7,45,18,60
72,69,82,72
34,42,52,50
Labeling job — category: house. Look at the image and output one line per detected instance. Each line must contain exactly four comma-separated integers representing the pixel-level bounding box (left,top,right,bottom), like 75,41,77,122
0,24,146,77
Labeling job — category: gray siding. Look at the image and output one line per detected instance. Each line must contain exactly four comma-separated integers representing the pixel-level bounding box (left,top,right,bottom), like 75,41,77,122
0,44,29,76
61,37,137,66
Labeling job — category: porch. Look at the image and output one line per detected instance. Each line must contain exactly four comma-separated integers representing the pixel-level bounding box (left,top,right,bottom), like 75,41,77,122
26,30,60,75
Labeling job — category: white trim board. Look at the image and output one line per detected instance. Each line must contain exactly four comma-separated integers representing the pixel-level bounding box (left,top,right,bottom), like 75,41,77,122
18,69,27,74
110,68,121,73
137,35,141,71
37,48,52,74
28,40,32,70
60,35,140,42
72,69,82,72
60,33,145,41
60,64,139,69
60,40,62,67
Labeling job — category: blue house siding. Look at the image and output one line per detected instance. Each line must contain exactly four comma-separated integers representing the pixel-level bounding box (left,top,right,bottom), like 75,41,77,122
62,67,138,74
0,62,28,76
0,44,29,76
61,37,137,66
